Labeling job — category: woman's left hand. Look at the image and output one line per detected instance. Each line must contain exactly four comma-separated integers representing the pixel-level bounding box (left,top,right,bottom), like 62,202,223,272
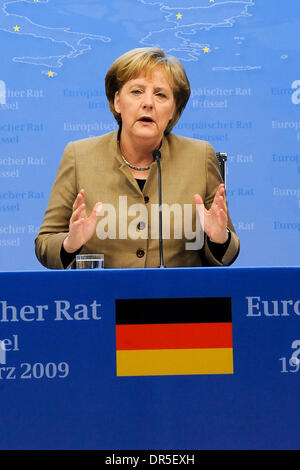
194,184,229,244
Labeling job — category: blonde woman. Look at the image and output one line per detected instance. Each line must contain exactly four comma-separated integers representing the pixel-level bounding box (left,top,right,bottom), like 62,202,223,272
35,47,239,269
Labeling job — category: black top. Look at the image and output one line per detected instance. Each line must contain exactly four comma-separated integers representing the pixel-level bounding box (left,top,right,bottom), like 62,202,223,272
136,178,146,191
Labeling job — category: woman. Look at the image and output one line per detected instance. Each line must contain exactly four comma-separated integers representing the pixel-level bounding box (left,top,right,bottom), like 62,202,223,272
35,47,240,269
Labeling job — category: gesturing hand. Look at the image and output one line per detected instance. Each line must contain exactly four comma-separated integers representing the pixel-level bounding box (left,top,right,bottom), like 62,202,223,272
63,189,102,253
194,184,229,244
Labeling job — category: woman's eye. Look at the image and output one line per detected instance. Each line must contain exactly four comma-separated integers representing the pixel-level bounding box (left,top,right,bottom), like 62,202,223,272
156,92,166,98
131,89,141,95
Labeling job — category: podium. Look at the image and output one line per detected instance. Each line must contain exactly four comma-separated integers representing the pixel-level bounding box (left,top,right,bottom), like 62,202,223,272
0,266,300,450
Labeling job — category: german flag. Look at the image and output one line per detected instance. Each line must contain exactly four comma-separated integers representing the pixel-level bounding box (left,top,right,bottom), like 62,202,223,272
116,297,233,376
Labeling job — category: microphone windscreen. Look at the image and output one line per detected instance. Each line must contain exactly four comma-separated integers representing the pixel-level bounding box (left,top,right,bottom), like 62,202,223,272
152,149,161,161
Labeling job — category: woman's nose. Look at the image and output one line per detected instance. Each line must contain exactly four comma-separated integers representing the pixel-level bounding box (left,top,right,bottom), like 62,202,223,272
142,92,154,108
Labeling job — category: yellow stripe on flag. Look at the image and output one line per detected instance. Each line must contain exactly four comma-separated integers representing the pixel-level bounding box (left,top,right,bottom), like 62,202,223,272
116,348,233,376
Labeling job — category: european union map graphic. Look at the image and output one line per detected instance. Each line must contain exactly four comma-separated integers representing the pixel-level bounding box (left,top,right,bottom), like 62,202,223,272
139,0,259,68
0,0,111,76
0,0,300,270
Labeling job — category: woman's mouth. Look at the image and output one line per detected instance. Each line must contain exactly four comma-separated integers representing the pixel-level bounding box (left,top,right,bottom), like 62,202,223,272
138,116,154,124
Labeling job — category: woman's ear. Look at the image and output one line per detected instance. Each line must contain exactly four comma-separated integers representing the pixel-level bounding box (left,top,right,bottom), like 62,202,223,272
114,91,120,114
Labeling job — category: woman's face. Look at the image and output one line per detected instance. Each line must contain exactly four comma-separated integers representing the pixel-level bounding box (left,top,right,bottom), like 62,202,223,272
114,68,175,146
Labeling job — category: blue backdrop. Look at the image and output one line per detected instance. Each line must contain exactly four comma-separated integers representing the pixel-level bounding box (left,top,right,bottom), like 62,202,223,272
0,0,299,270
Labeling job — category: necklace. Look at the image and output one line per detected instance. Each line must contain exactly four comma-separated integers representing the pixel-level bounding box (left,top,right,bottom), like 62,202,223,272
121,154,152,171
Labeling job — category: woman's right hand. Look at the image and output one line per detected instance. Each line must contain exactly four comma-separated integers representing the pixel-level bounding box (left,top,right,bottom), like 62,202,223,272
63,189,102,253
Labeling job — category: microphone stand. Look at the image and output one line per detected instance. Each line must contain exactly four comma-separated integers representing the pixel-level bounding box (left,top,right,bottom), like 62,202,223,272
152,149,165,268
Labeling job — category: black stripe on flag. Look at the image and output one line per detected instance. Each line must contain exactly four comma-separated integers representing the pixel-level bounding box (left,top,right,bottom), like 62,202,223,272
116,297,232,325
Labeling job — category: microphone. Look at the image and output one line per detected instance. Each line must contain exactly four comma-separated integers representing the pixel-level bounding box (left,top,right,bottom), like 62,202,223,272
152,149,165,268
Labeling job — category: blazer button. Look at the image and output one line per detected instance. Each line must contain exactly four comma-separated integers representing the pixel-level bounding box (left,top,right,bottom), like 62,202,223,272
136,249,145,258
144,196,149,204
137,221,146,231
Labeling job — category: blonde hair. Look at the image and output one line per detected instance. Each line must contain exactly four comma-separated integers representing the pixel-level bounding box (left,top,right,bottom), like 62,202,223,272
105,47,190,134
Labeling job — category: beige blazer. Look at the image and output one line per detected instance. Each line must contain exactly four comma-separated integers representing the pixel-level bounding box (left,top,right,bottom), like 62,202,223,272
35,131,240,269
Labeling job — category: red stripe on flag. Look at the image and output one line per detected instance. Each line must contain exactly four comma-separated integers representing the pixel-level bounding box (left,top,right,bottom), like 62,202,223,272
116,322,232,350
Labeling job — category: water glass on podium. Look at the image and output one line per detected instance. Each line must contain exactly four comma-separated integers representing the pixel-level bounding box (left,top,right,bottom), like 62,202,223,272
75,254,104,269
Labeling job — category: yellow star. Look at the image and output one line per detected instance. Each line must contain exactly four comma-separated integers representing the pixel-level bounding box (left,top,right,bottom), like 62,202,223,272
13,25,20,31
34,0,39,2
176,13,182,19
203,46,210,53
47,70,54,77
210,0,215,3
